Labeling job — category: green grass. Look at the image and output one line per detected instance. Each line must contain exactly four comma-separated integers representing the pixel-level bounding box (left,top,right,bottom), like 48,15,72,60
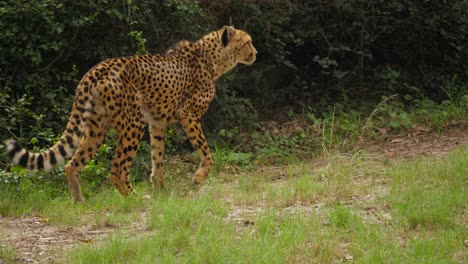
0,147,466,263
0,243,17,263
66,207,316,263
387,149,467,230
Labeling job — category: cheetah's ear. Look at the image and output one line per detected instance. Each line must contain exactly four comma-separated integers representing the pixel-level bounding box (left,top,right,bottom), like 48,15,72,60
221,26,235,47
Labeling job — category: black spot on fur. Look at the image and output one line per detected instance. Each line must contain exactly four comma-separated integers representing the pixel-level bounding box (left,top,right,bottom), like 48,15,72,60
19,152,29,167
58,144,67,157
66,135,74,148
37,155,44,170
89,118,98,127
49,151,57,165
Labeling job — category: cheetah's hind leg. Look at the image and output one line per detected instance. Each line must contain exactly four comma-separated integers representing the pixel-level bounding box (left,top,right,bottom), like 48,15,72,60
65,121,108,203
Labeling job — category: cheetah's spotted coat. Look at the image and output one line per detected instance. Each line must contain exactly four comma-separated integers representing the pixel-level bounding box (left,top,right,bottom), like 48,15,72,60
7,26,257,202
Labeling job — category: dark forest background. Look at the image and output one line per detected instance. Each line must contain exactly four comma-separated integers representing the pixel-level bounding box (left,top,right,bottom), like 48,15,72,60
1,0,467,165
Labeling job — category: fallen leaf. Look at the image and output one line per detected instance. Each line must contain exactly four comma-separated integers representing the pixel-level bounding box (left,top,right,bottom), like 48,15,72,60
377,127,388,136
413,125,431,134
79,238,93,243
390,138,404,143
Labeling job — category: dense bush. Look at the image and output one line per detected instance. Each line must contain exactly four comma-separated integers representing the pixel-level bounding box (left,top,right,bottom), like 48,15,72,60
235,0,468,110
1,0,467,167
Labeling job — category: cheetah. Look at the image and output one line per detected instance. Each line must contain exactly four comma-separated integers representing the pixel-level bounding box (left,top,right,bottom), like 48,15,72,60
6,26,257,202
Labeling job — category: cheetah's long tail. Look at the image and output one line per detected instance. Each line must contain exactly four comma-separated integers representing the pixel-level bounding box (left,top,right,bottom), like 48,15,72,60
6,100,88,172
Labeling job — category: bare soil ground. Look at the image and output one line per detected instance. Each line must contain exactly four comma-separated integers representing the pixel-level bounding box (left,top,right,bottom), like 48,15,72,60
0,217,113,263
1,121,467,263
361,120,468,159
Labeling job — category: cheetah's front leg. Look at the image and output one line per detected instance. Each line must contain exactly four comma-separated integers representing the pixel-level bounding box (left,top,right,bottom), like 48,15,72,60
179,113,213,185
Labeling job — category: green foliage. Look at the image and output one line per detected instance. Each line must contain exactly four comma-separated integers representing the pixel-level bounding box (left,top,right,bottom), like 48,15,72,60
211,146,254,175
249,130,315,163
0,166,68,216
217,0,468,117
0,0,148,157
81,144,113,189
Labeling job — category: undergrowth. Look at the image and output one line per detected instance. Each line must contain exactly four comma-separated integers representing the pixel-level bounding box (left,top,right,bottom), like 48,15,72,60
1,93,466,198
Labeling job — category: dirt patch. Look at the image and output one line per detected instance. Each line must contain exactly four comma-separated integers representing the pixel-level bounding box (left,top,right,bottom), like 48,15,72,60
0,216,114,263
360,120,467,159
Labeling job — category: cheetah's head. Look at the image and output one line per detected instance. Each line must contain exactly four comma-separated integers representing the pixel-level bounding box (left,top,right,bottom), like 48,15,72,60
219,26,257,66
